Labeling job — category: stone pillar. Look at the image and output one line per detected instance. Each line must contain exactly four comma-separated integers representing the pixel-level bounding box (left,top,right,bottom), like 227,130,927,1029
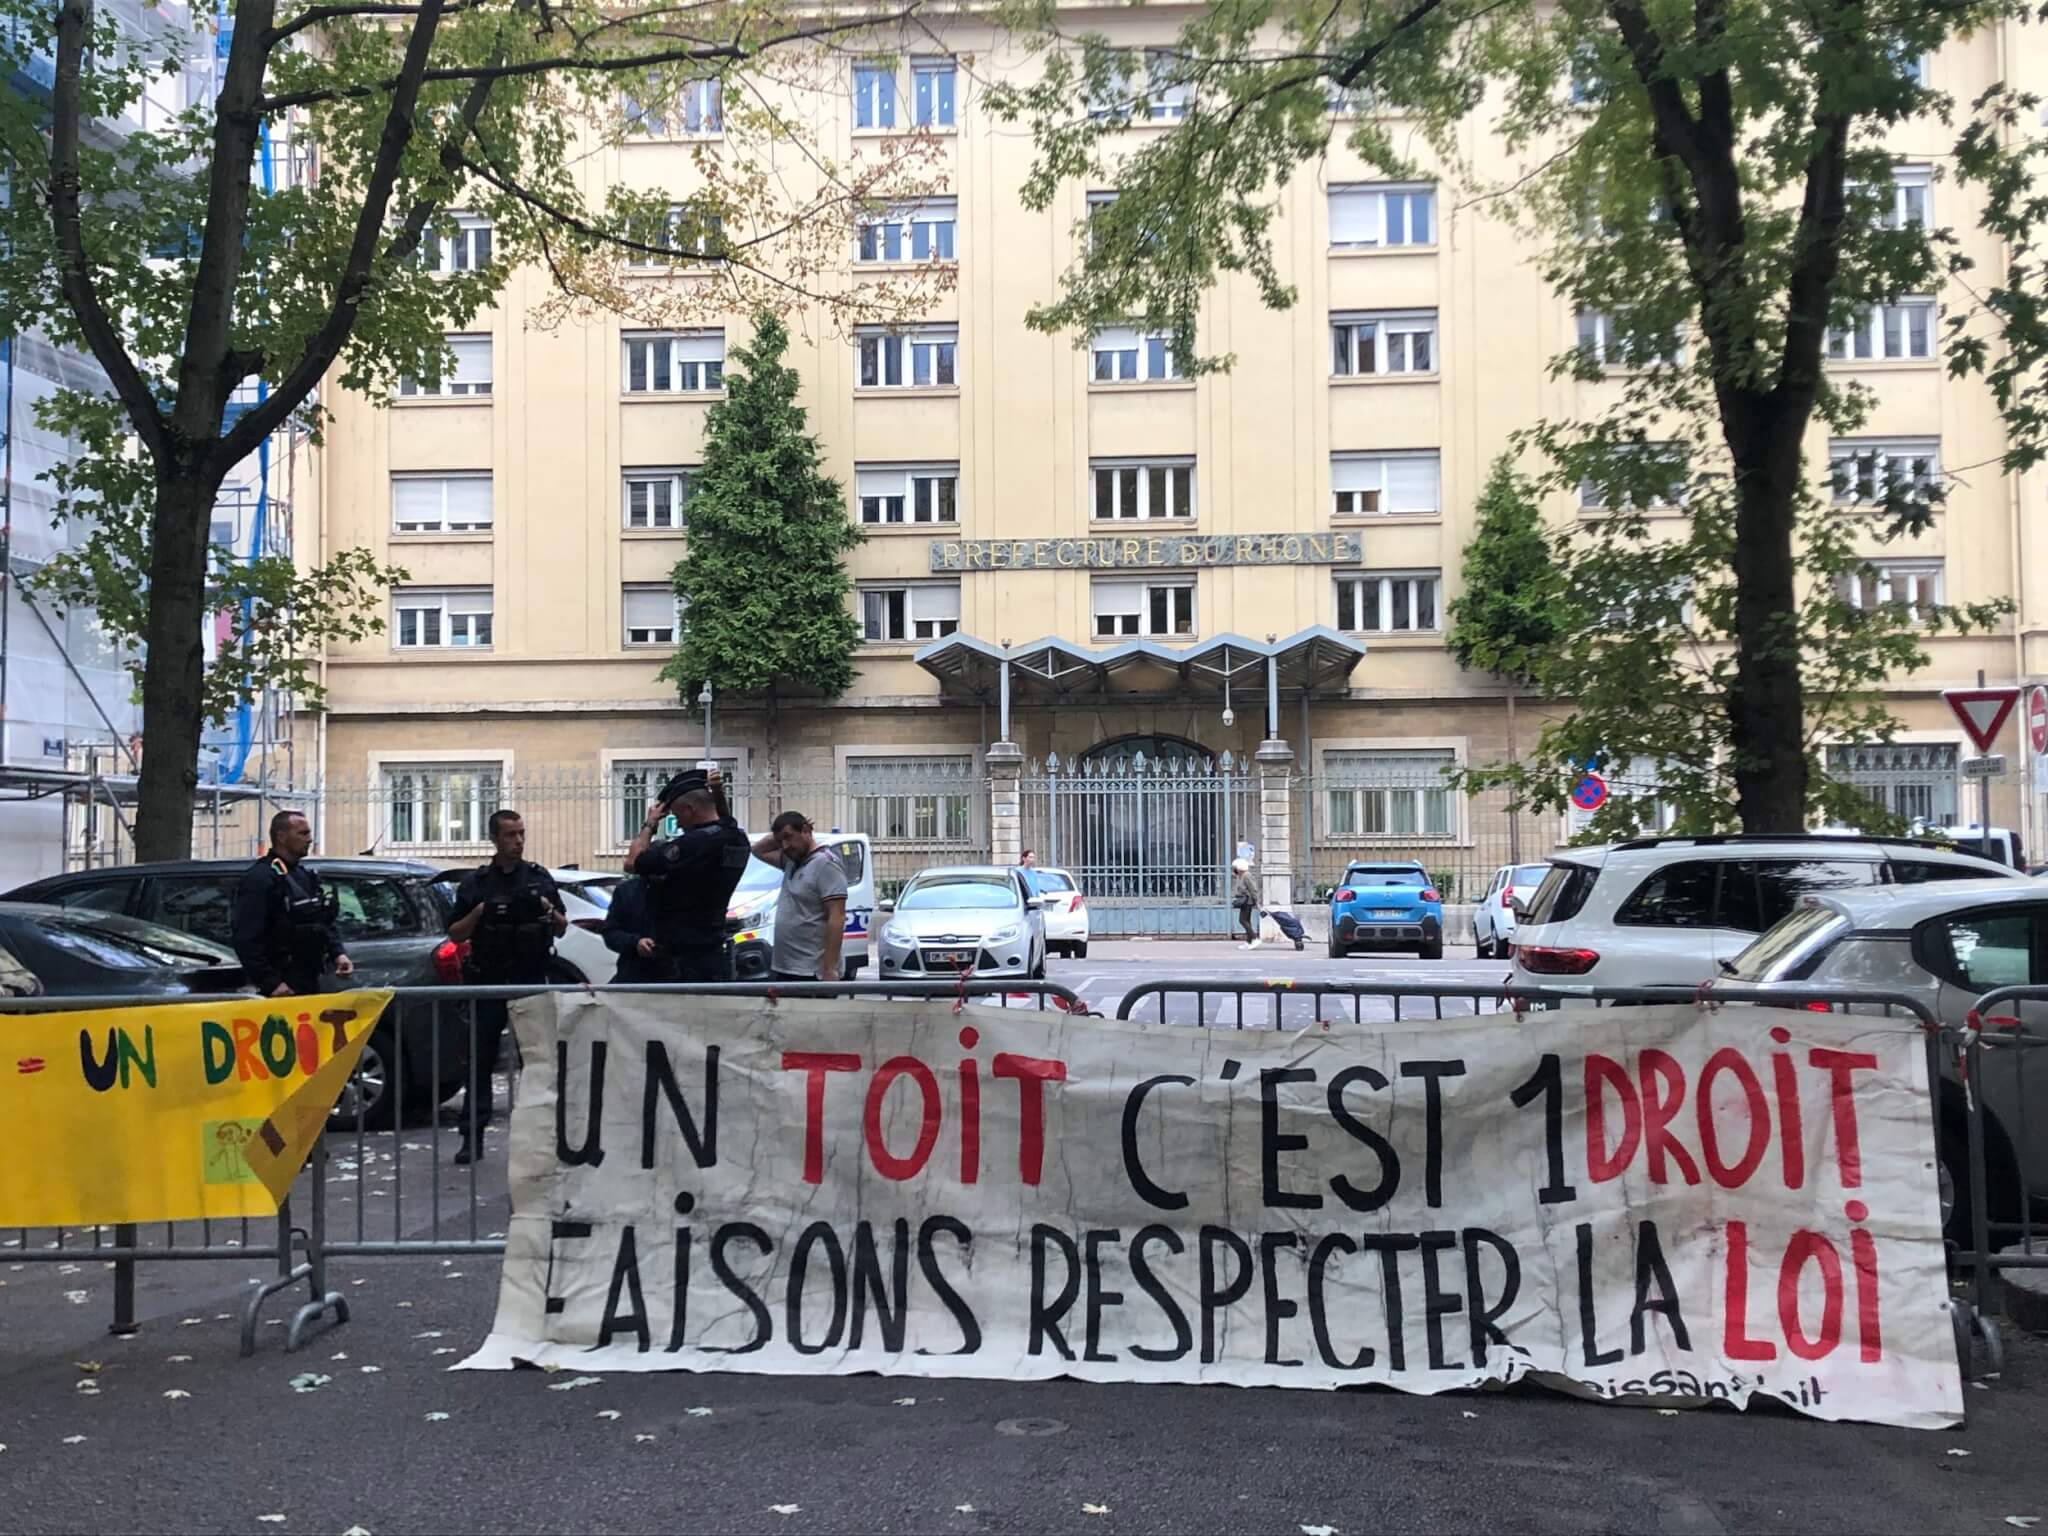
1256,736,1295,912
987,741,1025,866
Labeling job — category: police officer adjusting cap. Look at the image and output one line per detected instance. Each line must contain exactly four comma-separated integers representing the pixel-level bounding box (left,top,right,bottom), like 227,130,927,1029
660,767,709,804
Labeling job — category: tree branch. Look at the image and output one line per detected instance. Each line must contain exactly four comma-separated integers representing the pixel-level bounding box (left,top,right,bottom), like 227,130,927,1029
1330,0,1449,88
214,0,471,468
47,0,170,462
267,0,473,48
1775,108,1853,411
258,7,918,113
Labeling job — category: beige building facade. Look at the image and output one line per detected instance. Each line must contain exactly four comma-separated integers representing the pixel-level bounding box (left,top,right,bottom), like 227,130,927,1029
309,10,2048,920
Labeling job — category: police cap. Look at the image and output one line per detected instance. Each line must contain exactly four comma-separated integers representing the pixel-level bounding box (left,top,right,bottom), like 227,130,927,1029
660,767,709,805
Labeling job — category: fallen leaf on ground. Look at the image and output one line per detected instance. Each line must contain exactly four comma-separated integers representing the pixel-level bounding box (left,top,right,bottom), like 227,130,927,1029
1082,1504,1111,1516
444,1272,465,1280
74,1381,99,1393
74,1361,101,1375
162,1390,190,1400
257,1517,286,1525
341,1527,372,1535
395,1302,413,1310
685,1406,713,1417
61,1436,85,1445
62,1290,88,1305
954,1505,974,1514
769,1506,801,1517
635,1434,656,1444
415,1331,444,1340
1460,1411,1477,1420
1300,1526,1338,1536
1948,1448,1972,1457
596,1410,622,1421
548,1375,602,1392
2005,1520,2040,1531
424,1413,451,1422
893,1397,917,1407
432,1348,458,1357
1656,1409,1678,1417
288,1374,330,1394
167,1355,191,1364
350,1279,366,1287
330,1352,348,1361
359,1366,381,1375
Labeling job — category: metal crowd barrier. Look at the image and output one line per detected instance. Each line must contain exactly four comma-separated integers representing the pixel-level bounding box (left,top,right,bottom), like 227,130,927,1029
1955,986,2048,1342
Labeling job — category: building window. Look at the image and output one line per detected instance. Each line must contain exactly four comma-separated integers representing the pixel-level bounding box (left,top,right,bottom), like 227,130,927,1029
857,463,958,526
394,587,493,649
1090,327,1182,383
391,473,492,534
1329,183,1435,248
849,755,975,843
623,468,692,530
1324,748,1457,838
398,334,492,398
1143,49,1191,119
1829,437,1938,505
1331,311,1437,376
624,78,722,136
1842,560,1942,621
913,59,956,126
1331,451,1440,516
856,326,958,389
1092,578,1194,638
1086,59,1134,122
623,584,682,647
1575,309,1682,368
853,63,897,129
1577,447,1687,511
1829,741,1957,825
1335,572,1441,633
422,214,492,273
855,198,957,263
1828,299,1934,361
861,583,961,643
1873,165,1931,229
1091,459,1195,521
622,330,725,394
622,204,725,268
382,763,502,846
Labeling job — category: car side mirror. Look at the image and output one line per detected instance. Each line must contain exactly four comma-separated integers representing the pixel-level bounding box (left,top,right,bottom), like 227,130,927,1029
879,898,895,913
1026,897,1043,912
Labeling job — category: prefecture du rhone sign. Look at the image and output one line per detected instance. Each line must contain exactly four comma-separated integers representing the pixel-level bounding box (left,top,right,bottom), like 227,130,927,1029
463,995,1962,1430
929,532,1363,571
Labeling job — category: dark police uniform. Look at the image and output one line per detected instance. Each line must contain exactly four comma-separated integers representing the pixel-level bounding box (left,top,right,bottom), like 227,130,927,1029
449,859,561,1140
231,853,343,996
632,808,750,982
601,875,661,984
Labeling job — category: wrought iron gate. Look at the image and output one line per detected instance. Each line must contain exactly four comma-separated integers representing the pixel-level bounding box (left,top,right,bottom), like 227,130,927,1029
1019,750,1261,935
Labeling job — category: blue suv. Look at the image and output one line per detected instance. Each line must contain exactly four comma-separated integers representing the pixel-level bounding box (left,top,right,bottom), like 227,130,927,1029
1328,861,1444,960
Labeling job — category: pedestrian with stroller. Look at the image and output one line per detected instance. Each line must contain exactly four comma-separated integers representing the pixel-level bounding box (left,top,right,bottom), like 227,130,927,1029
1232,857,1262,948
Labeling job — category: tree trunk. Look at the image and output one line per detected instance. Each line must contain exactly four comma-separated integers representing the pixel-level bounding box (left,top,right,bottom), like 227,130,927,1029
132,473,221,862
1504,684,1521,860
1727,429,1809,833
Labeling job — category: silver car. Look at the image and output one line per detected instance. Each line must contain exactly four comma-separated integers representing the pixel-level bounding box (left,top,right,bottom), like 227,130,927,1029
1726,882,2048,1243
878,866,1047,980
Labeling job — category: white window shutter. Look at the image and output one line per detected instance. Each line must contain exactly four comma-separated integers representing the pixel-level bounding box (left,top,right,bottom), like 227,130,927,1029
675,330,723,363
1329,189,1379,245
855,466,900,497
1330,457,1375,493
911,584,960,623
1386,455,1440,513
446,476,492,527
448,335,491,386
393,478,442,526
1092,580,1145,618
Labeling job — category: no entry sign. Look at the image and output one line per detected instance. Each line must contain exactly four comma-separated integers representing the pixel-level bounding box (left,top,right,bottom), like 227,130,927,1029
2029,687,2048,756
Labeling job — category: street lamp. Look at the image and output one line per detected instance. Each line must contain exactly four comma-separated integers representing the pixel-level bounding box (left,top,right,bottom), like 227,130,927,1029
697,680,714,766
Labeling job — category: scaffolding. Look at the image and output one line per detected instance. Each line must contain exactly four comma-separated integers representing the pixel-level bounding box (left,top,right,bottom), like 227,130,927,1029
0,2,315,879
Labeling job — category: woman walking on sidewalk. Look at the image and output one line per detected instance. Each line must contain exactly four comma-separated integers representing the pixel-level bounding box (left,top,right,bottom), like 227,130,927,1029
1231,858,1262,948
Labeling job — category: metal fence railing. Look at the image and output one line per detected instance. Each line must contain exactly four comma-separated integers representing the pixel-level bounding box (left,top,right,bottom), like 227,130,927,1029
1957,986,2048,1350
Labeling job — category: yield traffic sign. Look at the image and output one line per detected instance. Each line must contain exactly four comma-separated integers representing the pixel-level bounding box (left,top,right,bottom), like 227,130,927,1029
2030,686,2048,755
1945,687,2021,753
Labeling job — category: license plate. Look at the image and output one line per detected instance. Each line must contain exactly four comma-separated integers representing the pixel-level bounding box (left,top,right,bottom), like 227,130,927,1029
1370,908,1409,919
925,948,975,967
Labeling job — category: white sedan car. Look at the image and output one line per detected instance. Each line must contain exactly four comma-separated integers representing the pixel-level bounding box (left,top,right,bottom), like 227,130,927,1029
878,866,1047,979
1031,867,1089,959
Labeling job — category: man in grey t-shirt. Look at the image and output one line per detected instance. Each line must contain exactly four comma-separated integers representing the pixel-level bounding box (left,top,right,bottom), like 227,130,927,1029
752,811,848,982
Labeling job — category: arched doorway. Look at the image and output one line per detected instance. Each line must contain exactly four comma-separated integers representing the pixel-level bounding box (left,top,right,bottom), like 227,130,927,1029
1025,735,1255,931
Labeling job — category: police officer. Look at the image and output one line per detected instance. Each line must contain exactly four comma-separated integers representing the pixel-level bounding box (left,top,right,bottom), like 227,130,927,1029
600,874,662,984
232,809,354,998
446,809,567,1164
622,766,750,981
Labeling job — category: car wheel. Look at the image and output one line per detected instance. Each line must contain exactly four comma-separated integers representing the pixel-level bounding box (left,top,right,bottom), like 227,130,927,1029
1328,935,1347,960
1419,939,1444,962
1031,949,1047,980
1074,942,1088,961
1475,932,1493,959
841,958,861,982
1939,1117,1975,1253
330,1023,399,1132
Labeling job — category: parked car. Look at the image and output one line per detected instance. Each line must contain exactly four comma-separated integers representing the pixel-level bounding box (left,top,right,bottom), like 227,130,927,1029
1328,861,1444,960
427,868,618,986
1508,834,2020,994
1472,862,1553,959
6,858,475,1129
877,865,1047,980
1029,867,1089,959
1723,882,2048,1245
725,833,877,981
0,904,246,996
551,868,623,911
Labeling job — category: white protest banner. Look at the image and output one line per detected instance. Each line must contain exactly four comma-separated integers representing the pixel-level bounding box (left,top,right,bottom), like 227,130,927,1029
460,995,1962,1429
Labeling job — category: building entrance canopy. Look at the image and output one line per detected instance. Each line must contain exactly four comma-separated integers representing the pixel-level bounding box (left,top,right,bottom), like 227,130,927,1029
914,628,1366,739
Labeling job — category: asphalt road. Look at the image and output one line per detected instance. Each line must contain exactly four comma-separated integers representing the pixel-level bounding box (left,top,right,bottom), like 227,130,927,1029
3,947,2043,1534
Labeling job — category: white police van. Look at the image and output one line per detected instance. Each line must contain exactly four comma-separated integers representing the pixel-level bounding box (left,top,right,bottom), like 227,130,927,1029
724,832,877,980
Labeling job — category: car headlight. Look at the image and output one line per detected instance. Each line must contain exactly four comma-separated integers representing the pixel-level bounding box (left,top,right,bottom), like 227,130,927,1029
883,922,912,946
986,923,1022,946
726,895,775,925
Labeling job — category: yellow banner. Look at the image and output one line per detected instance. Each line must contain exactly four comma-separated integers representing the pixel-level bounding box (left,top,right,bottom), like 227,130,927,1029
0,990,392,1227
